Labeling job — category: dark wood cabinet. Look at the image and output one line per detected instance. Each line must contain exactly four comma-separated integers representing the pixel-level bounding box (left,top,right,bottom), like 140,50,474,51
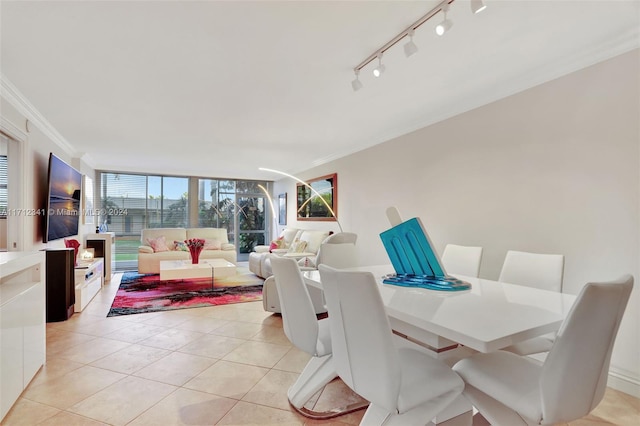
85,239,106,277
44,249,75,322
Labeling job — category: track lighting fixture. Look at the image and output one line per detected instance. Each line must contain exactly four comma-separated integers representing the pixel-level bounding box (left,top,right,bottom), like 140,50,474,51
470,0,487,14
351,0,487,90
435,3,453,36
403,29,418,58
372,54,386,77
351,70,363,91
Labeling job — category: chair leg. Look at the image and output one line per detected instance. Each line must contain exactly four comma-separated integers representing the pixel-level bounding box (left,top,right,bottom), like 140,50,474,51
359,388,465,426
462,384,534,426
287,354,336,409
288,354,368,419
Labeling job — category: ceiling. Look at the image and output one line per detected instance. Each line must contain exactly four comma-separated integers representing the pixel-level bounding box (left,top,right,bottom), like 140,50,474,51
1,1,638,181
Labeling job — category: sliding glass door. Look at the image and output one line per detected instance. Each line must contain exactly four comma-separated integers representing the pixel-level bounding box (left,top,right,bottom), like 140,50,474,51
98,172,271,271
197,179,268,261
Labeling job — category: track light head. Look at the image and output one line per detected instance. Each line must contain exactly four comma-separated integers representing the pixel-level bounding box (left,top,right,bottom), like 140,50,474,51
351,0,486,88
471,0,487,14
372,54,385,77
435,3,453,36
351,70,363,91
435,19,452,36
403,29,418,58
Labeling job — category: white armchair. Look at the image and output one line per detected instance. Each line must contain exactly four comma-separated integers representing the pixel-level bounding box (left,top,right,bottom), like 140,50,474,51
248,228,330,278
262,232,358,314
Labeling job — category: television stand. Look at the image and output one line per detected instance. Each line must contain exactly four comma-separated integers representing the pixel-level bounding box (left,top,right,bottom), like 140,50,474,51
74,258,104,312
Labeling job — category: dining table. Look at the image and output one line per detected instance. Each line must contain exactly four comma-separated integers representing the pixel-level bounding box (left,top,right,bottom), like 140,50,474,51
302,264,578,424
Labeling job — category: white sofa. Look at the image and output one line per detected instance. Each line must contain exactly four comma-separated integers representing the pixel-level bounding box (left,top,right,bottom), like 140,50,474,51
248,228,331,278
138,227,237,274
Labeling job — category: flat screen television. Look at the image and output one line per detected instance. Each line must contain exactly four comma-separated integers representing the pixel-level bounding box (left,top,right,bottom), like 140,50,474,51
44,153,82,243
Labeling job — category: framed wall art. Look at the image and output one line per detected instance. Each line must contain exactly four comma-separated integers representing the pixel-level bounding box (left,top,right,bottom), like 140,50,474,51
296,173,337,222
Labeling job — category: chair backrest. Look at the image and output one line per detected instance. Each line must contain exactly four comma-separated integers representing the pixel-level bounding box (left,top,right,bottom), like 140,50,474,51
540,275,633,423
323,232,358,245
316,232,358,269
270,256,319,355
441,244,483,277
319,265,401,412
498,250,564,292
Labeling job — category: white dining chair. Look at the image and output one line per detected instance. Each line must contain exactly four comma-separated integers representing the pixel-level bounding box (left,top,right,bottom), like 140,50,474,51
314,232,358,269
453,274,633,426
319,265,464,426
498,250,564,292
270,256,366,418
498,250,565,355
441,244,483,278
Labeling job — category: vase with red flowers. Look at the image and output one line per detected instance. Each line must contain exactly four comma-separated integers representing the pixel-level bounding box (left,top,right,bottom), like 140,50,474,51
185,238,205,264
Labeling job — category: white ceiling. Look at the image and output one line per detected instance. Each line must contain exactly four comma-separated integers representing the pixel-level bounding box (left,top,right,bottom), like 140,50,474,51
1,1,638,181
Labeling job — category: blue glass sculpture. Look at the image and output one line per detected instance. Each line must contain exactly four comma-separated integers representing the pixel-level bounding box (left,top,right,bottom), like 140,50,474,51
379,217,471,291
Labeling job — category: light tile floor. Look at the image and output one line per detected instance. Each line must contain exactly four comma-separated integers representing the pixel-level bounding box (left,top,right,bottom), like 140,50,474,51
2,273,638,425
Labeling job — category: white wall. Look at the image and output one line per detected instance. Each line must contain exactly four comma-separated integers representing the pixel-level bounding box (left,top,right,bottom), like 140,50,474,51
275,49,640,394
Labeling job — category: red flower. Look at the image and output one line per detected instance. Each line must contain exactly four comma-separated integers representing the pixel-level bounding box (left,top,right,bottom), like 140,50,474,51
185,238,205,249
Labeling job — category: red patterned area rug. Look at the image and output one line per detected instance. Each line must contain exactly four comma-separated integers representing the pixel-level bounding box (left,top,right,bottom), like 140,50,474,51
107,267,264,317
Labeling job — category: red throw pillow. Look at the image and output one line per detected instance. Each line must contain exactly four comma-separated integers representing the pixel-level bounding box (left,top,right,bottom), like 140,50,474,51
269,236,284,251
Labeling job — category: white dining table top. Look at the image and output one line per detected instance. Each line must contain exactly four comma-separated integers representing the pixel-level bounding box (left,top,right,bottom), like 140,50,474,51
303,265,577,353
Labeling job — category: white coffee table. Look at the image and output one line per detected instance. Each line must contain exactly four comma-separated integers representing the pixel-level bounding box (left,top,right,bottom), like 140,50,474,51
203,258,236,278
159,259,237,289
159,260,213,282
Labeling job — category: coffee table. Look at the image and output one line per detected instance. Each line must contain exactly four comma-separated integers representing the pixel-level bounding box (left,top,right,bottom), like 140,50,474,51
159,259,236,289
203,258,236,278
160,260,213,282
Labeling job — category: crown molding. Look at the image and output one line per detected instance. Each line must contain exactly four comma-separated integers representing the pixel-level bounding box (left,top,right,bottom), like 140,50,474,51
0,115,27,142
78,152,98,170
1,74,77,156
310,28,640,172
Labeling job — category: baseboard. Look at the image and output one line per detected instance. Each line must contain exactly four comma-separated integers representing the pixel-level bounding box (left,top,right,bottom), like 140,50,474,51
608,368,640,398
529,355,640,398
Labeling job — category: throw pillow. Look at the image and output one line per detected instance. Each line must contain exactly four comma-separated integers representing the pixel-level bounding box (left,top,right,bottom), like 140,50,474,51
269,237,284,251
174,240,188,251
203,238,222,250
288,239,308,254
147,236,170,252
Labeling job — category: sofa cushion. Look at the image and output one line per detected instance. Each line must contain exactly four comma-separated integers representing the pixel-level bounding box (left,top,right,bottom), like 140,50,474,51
269,237,284,251
298,230,331,254
187,228,229,244
147,235,170,252
141,228,187,246
280,228,300,248
288,239,308,253
173,240,188,251
203,238,222,250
